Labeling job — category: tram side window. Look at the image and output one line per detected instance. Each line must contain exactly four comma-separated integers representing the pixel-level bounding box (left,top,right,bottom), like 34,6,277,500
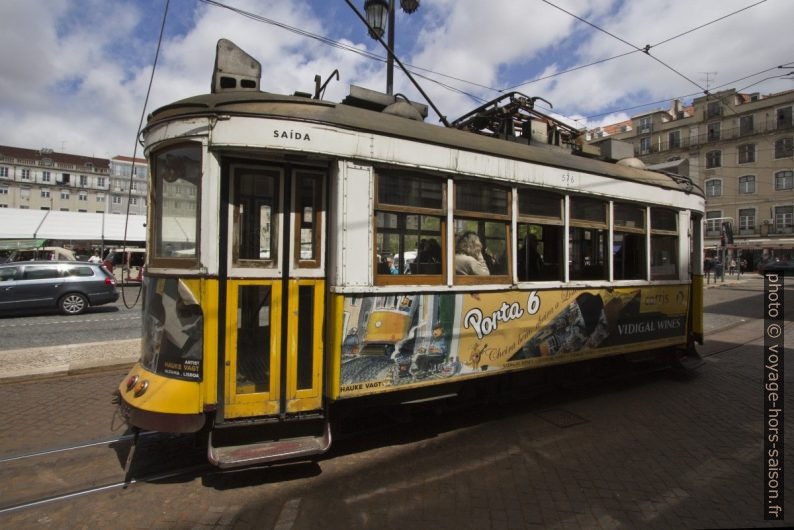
613,203,646,280
233,168,280,266
152,144,201,263
454,180,510,280
374,170,445,283
651,208,678,279
295,171,322,268
517,188,563,281
569,197,608,281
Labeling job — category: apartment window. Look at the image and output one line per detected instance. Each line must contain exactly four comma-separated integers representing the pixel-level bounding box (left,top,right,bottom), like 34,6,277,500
20,187,31,199
42,171,51,182
0,167,7,177
0,186,8,195
60,190,69,200
0,204,7,208
650,208,678,280
613,203,646,280
516,188,563,282
569,196,608,281
706,150,721,168
739,115,754,136
775,206,793,233
21,169,31,180
60,208,69,212
738,144,755,164
638,116,652,133
20,206,29,209
79,175,88,186
454,180,510,281
112,196,122,204
668,130,680,149
130,197,137,205
41,189,50,198
97,176,106,187
96,194,105,202
775,138,793,159
41,207,50,210
374,171,445,280
738,208,755,231
61,173,70,184
706,101,721,118
705,211,722,236
739,175,756,194
777,106,792,129
78,209,87,213
775,170,793,191
131,181,138,191
640,137,651,155
78,191,87,201
707,122,720,141
705,179,722,197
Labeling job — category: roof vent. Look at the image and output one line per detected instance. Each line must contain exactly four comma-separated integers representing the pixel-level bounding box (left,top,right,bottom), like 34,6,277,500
616,157,646,169
383,96,423,121
211,39,261,94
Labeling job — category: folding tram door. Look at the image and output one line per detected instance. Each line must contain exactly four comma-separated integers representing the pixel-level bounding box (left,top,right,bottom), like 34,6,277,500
213,160,328,467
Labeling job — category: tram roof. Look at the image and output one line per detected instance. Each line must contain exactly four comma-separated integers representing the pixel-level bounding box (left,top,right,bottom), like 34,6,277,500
147,91,703,197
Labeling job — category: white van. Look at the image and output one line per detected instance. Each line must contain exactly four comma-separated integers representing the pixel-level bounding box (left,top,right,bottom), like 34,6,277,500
102,247,146,284
9,247,77,262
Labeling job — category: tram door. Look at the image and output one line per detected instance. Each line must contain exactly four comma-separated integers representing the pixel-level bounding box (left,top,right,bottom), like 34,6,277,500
223,164,325,419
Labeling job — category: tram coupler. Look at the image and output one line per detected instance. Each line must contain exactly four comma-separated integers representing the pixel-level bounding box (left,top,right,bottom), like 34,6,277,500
123,427,141,487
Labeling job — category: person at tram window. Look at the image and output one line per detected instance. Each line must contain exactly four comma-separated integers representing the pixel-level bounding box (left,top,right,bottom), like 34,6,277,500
386,256,399,274
518,233,544,280
454,231,490,275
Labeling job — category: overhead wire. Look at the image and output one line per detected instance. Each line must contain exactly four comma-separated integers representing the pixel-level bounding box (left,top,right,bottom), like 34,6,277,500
120,0,170,309
199,0,780,128
503,0,767,92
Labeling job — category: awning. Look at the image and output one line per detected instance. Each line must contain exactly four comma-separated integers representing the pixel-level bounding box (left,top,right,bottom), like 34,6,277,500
0,207,145,242
0,238,47,250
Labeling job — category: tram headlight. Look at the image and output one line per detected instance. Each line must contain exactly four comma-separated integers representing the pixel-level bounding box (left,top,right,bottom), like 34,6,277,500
133,379,149,397
126,375,139,392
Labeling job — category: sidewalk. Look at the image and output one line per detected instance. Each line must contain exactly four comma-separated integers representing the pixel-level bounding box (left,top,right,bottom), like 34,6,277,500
0,338,140,382
703,273,756,288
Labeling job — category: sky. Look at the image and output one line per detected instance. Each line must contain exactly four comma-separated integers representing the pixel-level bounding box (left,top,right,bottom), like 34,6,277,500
1,0,793,159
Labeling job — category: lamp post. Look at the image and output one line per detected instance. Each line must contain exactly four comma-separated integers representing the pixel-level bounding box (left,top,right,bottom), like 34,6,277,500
364,0,419,96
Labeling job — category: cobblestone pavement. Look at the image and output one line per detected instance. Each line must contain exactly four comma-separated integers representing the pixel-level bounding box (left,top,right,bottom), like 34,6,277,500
0,278,791,528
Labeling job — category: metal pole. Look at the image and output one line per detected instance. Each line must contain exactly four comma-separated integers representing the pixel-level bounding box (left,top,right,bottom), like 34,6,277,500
386,0,395,95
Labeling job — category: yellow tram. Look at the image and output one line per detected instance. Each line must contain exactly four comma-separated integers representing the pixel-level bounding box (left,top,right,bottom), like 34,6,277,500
118,40,706,468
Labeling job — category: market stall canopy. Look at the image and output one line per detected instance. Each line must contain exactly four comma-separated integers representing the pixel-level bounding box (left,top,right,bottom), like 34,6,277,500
0,207,145,241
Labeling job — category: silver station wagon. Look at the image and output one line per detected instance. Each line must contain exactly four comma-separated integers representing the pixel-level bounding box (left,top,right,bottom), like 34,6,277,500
0,262,119,315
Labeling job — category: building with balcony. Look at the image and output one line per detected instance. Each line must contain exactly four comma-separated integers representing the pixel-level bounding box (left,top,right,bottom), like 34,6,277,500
109,155,148,216
0,146,147,216
0,145,111,212
588,88,794,267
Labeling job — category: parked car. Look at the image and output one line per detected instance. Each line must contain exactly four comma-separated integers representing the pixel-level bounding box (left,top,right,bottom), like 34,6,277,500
759,260,794,275
103,247,146,284
8,247,77,262
0,262,119,315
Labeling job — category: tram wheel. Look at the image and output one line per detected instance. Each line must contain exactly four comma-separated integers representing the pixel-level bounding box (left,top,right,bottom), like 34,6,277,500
59,293,88,315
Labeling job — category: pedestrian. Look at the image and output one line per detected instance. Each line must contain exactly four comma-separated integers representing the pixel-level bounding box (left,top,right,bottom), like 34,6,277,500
729,258,736,276
704,257,713,284
88,250,102,264
739,258,747,277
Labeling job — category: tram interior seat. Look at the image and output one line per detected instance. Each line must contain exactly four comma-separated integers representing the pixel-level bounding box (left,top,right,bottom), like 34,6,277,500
409,263,442,275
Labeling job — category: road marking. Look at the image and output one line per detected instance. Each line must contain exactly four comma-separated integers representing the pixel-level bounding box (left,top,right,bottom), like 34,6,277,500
274,498,302,530
0,315,141,328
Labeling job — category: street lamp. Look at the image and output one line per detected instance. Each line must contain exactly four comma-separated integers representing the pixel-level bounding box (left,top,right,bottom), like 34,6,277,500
363,0,420,95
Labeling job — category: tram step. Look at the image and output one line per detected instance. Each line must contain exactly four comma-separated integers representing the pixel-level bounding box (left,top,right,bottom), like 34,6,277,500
208,421,332,468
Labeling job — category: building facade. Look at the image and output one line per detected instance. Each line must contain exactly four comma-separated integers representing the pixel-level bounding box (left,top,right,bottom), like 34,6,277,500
0,146,147,216
588,88,794,266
